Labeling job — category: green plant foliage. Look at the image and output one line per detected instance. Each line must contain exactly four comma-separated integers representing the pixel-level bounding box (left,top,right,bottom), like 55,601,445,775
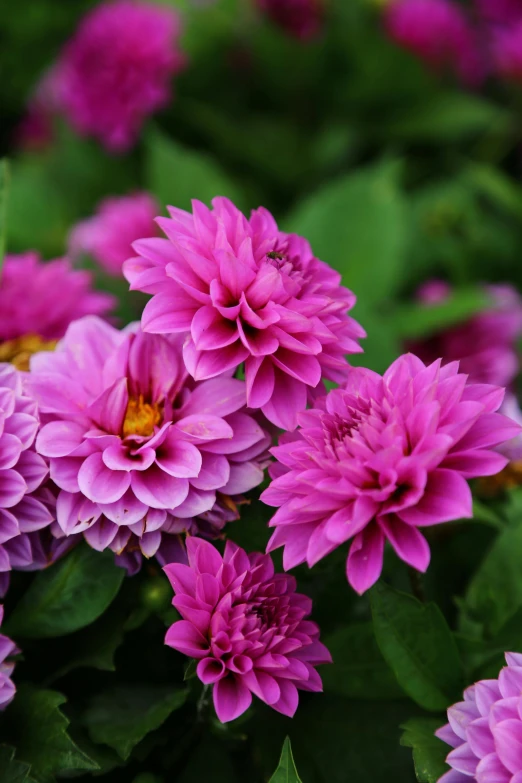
82,686,188,760
6,545,125,639
2,686,98,782
371,583,464,711
0,746,32,783
268,738,303,783
400,719,449,783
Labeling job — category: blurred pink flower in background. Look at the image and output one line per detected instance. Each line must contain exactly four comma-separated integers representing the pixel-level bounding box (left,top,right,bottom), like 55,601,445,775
164,537,331,722
492,21,522,84
409,281,522,387
256,0,324,41
383,0,486,87
50,0,186,152
125,196,365,431
0,252,115,370
474,0,522,24
263,354,520,594
69,193,160,277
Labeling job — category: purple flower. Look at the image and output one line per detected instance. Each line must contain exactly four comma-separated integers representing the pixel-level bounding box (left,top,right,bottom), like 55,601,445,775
50,0,186,152
409,281,522,388
492,21,522,84
262,353,521,595
256,0,324,41
0,364,52,593
0,253,115,371
124,196,365,431
164,537,331,722
28,317,270,564
384,0,486,87
436,651,522,781
69,192,160,277
0,606,18,710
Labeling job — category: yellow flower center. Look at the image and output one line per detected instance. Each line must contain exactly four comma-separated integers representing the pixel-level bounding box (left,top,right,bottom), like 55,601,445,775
122,395,163,438
0,334,58,371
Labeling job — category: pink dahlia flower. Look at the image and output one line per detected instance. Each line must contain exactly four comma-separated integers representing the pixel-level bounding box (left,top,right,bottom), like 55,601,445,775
51,0,186,152
0,364,53,592
0,253,114,370
124,196,365,431
384,0,486,87
262,353,521,595
436,651,522,781
69,192,160,277
475,0,522,25
409,281,522,388
256,0,324,41
28,316,270,563
164,537,331,722
0,606,18,710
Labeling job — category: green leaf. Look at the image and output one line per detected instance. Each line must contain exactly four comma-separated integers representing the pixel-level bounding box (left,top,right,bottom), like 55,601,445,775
391,288,488,340
385,92,509,142
371,582,463,711
4,685,98,783
464,162,522,219
83,685,188,760
463,523,522,635
183,659,197,681
0,746,32,783
285,160,410,308
6,545,124,639
0,159,9,268
269,738,303,783
400,718,449,783
322,622,405,700
145,128,245,212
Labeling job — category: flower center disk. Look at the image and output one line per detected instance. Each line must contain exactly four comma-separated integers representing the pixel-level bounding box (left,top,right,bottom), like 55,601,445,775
0,334,58,371
123,395,163,438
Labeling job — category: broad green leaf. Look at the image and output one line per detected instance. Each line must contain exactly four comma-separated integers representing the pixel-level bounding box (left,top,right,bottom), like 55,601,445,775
385,92,509,142
4,685,98,783
0,746,31,783
463,523,522,635
322,622,404,700
400,718,449,783
464,163,522,219
371,582,463,711
269,738,303,783
0,159,9,267
391,288,488,340
83,685,188,760
145,128,245,213
6,545,124,639
285,161,410,308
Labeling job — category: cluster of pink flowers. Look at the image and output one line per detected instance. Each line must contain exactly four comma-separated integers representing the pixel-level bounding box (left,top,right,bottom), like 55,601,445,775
43,0,186,152
384,0,522,87
437,652,522,781
0,606,18,710
2,191,521,731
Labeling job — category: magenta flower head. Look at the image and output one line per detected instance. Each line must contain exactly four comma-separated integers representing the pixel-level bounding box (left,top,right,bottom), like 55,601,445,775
0,252,114,370
493,21,522,84
0,606,18,710
256,0,324,41
384,0,485,87
262,354,521,595
28,316,270,564
124,196,365,431
410,281,522,388
0,364,53,593
436,651,522,781
51,0,186,152
69,193,160,277
164,537,331,722
475,0,522,25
